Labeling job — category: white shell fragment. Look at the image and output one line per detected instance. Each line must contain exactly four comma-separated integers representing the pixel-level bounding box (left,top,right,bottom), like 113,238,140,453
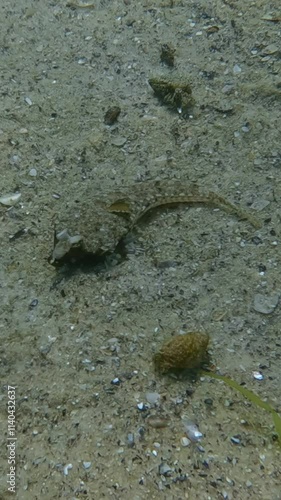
63,463,73,476
0,192,21,206
252,371,264,381
82,461,91,469
182,417,203,442
52,229,82,261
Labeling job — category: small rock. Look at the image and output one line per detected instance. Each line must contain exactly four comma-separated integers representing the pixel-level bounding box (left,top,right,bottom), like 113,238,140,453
181,437,190,447
253,293,280,314
145,392,160,405
233,64,242,74
111,377,120,385
159,462,172,477
111,136,127,147
250,199,270,211
83,462,91,469
127,433,135,448
222,84,234,95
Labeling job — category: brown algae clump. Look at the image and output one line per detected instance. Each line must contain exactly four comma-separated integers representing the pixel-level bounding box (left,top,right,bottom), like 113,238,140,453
154,332,209,374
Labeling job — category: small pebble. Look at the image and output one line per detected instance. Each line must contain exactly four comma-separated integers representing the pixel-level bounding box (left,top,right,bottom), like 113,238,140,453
111,136,127,147
127,433,135,448
29,299,38,309
159,462,172,477
77,57,88,65
252,371,264,380
204,398,213,406
233,64,242,74
253,293,280,314
83,462,91,469
181,437,190,447
145,392,160,405
29,168,37,177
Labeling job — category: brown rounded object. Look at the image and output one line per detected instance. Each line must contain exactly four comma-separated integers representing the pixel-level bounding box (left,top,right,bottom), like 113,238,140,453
153,332,209,374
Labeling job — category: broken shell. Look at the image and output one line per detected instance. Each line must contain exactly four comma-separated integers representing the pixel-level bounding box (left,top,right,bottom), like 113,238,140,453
153,332,209,374
0,192,21,206
63,463,73,476
182,417,203,442
253,371,264,380
52,229,82,261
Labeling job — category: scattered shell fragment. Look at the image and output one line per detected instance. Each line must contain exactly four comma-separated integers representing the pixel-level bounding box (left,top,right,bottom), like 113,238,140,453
253,293,280,314
24,96,33,106
82,461,92,469
127,433,135,448
153,331,209,374
181,436,191,447
111,136,127,147
159,462,172,477
253,371,264,381
0,192,21,206
52,229,82,261
63,463,73,476
29,168,37,177
182,417,203,442
233,64,242,75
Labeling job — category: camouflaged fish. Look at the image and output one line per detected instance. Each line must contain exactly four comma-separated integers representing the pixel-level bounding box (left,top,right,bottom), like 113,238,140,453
50,180,261,264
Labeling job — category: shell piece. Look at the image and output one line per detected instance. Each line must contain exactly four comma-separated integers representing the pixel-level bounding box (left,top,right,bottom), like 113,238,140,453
153,332,209,374
0,192,21,206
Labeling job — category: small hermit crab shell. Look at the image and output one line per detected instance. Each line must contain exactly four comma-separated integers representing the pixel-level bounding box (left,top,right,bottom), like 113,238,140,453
153,331,209,374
